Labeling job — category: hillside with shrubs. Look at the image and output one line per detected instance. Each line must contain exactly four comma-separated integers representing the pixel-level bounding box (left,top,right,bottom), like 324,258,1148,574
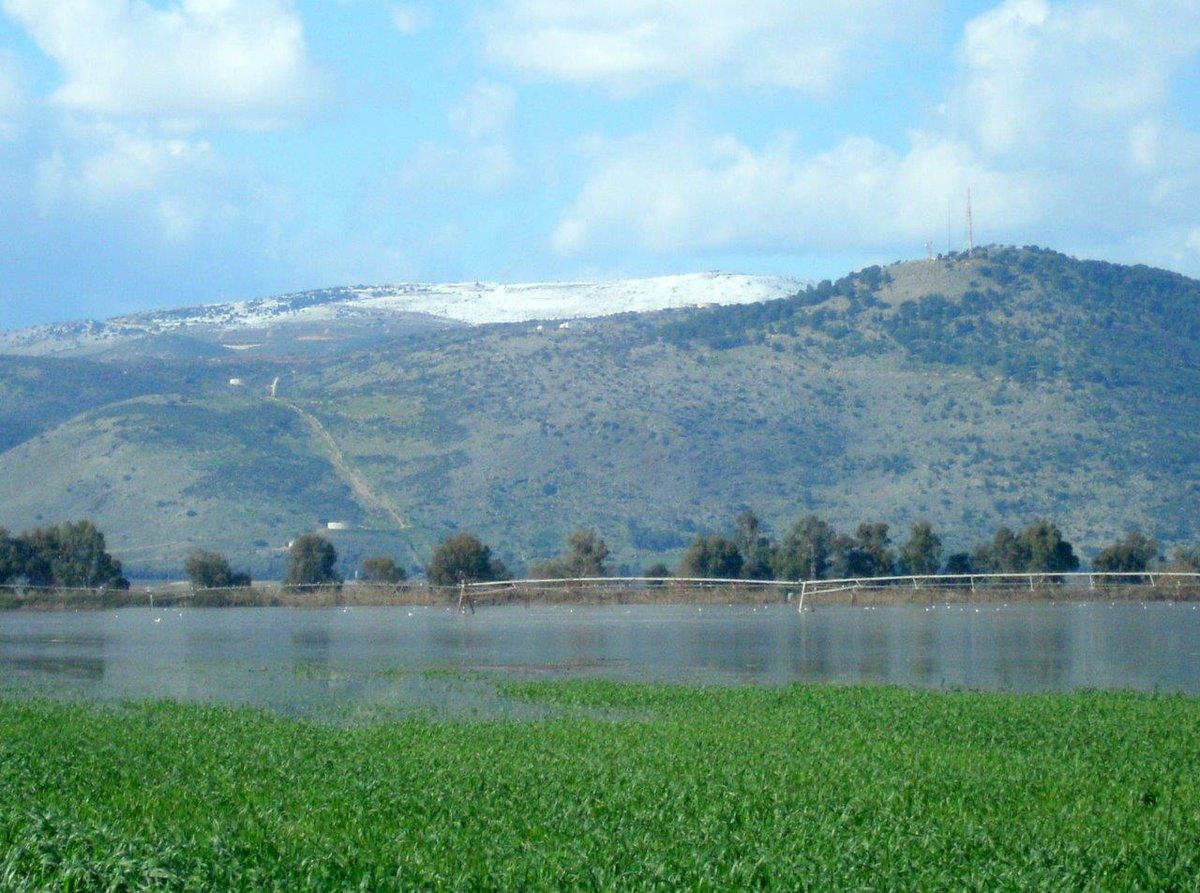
1,246,1199,577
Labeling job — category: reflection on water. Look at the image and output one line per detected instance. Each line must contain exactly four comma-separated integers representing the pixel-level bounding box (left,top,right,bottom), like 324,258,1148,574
5,655,105,680
0,603,1197,716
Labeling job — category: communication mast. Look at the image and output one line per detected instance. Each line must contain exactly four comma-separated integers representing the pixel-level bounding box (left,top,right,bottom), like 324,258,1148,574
965,188,975,258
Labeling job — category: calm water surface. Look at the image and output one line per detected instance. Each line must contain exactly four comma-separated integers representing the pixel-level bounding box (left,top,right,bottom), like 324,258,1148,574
1,603,1198,716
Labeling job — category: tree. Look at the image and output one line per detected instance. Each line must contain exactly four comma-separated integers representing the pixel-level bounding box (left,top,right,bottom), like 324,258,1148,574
827,532,857,578
531,529,610,579
846,522,895,577
1019,520,1079,574
973,525,1024,573
56,521,126,588
1092,532,1159,577
185,549,236,589
0,527,21,584
16,521,128,589
899,522,942,576
426,532,509,586
643,562,671,580
19,527,58,586
1169,546,1200,572
1,521,128,590
677,535,743,579
943,552,975,575
284,534,341,592
528,557,568,580
734,509,774,580
361,556,407,584
772,515,835,580
563,529,610,577
972,521,1078,576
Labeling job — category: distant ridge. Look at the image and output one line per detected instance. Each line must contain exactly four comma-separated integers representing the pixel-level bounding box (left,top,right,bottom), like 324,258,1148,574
0,272,807,357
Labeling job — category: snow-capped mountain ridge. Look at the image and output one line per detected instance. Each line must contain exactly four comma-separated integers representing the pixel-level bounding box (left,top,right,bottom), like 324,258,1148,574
0,272,806,356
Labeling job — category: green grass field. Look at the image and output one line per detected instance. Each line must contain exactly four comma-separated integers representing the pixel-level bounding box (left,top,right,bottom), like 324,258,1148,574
2,681,1198,890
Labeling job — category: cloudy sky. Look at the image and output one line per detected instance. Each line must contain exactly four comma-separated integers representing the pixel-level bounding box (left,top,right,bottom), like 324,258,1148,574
0,0,1198,328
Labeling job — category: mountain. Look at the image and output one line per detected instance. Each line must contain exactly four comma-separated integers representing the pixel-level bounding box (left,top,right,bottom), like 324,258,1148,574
0,273,806,359
1,247,1198,579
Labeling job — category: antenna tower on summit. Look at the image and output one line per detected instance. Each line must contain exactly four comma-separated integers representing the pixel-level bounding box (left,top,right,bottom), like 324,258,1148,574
965,188,975,258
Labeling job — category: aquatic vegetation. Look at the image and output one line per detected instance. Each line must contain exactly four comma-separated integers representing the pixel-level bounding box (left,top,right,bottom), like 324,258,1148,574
1,683,1198,890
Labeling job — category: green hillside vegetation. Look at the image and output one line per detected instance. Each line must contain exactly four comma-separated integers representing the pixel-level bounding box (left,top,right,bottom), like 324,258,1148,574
0,355,195,453
1,246,1199,577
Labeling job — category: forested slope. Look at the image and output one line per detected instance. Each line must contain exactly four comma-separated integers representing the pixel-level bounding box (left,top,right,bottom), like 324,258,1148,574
1,246,1197,577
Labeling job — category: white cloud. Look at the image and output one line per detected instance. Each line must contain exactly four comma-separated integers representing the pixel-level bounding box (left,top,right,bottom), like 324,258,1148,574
0,56,17,108
366,80,519,214
479,0,934,95
449,80,515,140
552,128,1035,257
390,4,431,35
32,123,235,241
0,107,314,326
552,0,1200,267
0,51,24,139
2,0,327,128
952,0,1200,164
379,139,516,206
944,0,1200,252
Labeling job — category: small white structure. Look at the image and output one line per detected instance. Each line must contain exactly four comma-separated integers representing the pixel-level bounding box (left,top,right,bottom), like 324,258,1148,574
558,322,571,330
228,378,244,387
326,521,351,531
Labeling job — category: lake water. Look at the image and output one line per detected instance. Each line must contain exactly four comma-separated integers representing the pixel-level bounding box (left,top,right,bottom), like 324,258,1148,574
1,603,1198,717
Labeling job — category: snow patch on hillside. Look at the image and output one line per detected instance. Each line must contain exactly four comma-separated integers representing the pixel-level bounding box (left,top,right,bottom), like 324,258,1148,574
0,272,806,355
339,273,804,326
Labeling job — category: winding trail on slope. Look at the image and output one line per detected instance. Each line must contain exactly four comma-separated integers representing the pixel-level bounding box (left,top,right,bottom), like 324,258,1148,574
274,396,411,532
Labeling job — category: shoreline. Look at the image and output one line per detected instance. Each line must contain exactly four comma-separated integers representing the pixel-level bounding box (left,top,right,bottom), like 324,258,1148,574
3,580,1198,611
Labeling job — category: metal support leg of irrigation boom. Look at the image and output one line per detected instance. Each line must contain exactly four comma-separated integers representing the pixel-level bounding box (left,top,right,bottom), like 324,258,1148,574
457,580,475,614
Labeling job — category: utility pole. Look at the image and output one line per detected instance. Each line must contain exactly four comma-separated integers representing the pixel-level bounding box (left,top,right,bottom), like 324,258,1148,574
965,188,975,258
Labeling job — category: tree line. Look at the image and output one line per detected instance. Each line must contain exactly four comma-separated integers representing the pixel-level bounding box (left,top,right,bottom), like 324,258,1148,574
670,513,1080,582
405,514,1198,586
2,517,1194,593
668,513,1196,581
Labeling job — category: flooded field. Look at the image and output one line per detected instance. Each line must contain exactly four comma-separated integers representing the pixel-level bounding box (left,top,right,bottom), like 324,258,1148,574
1,602,1198,717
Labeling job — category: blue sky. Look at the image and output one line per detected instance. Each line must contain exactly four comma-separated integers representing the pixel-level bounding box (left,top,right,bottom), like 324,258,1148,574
1,0,1198,328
